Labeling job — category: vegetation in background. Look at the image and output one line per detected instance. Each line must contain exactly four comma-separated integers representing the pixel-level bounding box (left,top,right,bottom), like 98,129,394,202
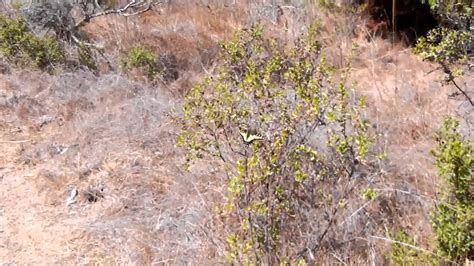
414,28,470,66
0,0,472,264
99,0,120,8
0,16,64,70
121,47,179,82
121,47,159,79
78,44,98,71
419,0,474,252
431,117,473,263
422,0,473,31
415,27,473,105
415,0,473,105
387,230,433,265
22,1,74,40
178,23,379,264
386,117,473,265
22,0,161,50
414,10,473,261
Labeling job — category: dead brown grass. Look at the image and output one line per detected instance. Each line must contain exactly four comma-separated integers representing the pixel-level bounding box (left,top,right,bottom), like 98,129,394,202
80,3,247,95
349,32,473,260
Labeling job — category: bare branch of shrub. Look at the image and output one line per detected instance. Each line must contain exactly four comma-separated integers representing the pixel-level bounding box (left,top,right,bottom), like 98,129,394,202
22,0,163,49
73,0,163,30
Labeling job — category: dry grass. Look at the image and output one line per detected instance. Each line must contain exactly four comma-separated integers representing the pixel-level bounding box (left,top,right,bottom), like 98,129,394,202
1,1,473,264
0,68,228,263
349,30,474,260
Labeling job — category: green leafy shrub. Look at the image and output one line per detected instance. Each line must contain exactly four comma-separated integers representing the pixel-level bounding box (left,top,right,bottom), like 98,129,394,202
0,16,64,69
415,0,473,106
121,47,158,78
121,47,179,82
431,117,473,262
422,0,473,31
361,188,378,201
414,28,470,66
415,28,473,105
178,24,379,264
387,230,432,265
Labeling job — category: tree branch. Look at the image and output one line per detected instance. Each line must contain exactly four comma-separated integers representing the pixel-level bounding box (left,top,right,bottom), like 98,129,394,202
70,33,104,49
442,64,474,106
73,0,163,30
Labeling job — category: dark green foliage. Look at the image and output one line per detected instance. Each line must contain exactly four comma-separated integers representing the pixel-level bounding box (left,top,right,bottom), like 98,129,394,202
431,117,473,262
0,16,64,69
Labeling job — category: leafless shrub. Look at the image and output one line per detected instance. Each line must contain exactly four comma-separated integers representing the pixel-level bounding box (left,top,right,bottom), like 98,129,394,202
21,0,163,47
156,52,179,82
22,1,75,39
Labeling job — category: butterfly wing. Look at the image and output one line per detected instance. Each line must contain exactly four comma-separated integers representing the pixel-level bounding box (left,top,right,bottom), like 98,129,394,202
247,134,263,143
240,130,263,143
240,131,249,142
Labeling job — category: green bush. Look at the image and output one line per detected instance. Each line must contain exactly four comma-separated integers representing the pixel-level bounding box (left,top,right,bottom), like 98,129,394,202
178,24,378,264
414,28,470,67
415,0,473,106
121,47,179,82
431,117,473,262
121,47,159,79
422,0,473,31
387,231,431,265
415,27,473,105
0,16,64,70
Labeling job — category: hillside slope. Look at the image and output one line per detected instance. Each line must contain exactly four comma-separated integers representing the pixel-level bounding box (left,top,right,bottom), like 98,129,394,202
1,1,473,264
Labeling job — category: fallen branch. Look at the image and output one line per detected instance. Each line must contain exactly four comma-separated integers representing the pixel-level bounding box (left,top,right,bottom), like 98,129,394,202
70,34,104,50
73,0,163,30
0,139,31,144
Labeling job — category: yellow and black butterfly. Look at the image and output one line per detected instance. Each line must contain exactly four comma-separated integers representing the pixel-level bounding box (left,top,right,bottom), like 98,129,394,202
240,130,263,144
